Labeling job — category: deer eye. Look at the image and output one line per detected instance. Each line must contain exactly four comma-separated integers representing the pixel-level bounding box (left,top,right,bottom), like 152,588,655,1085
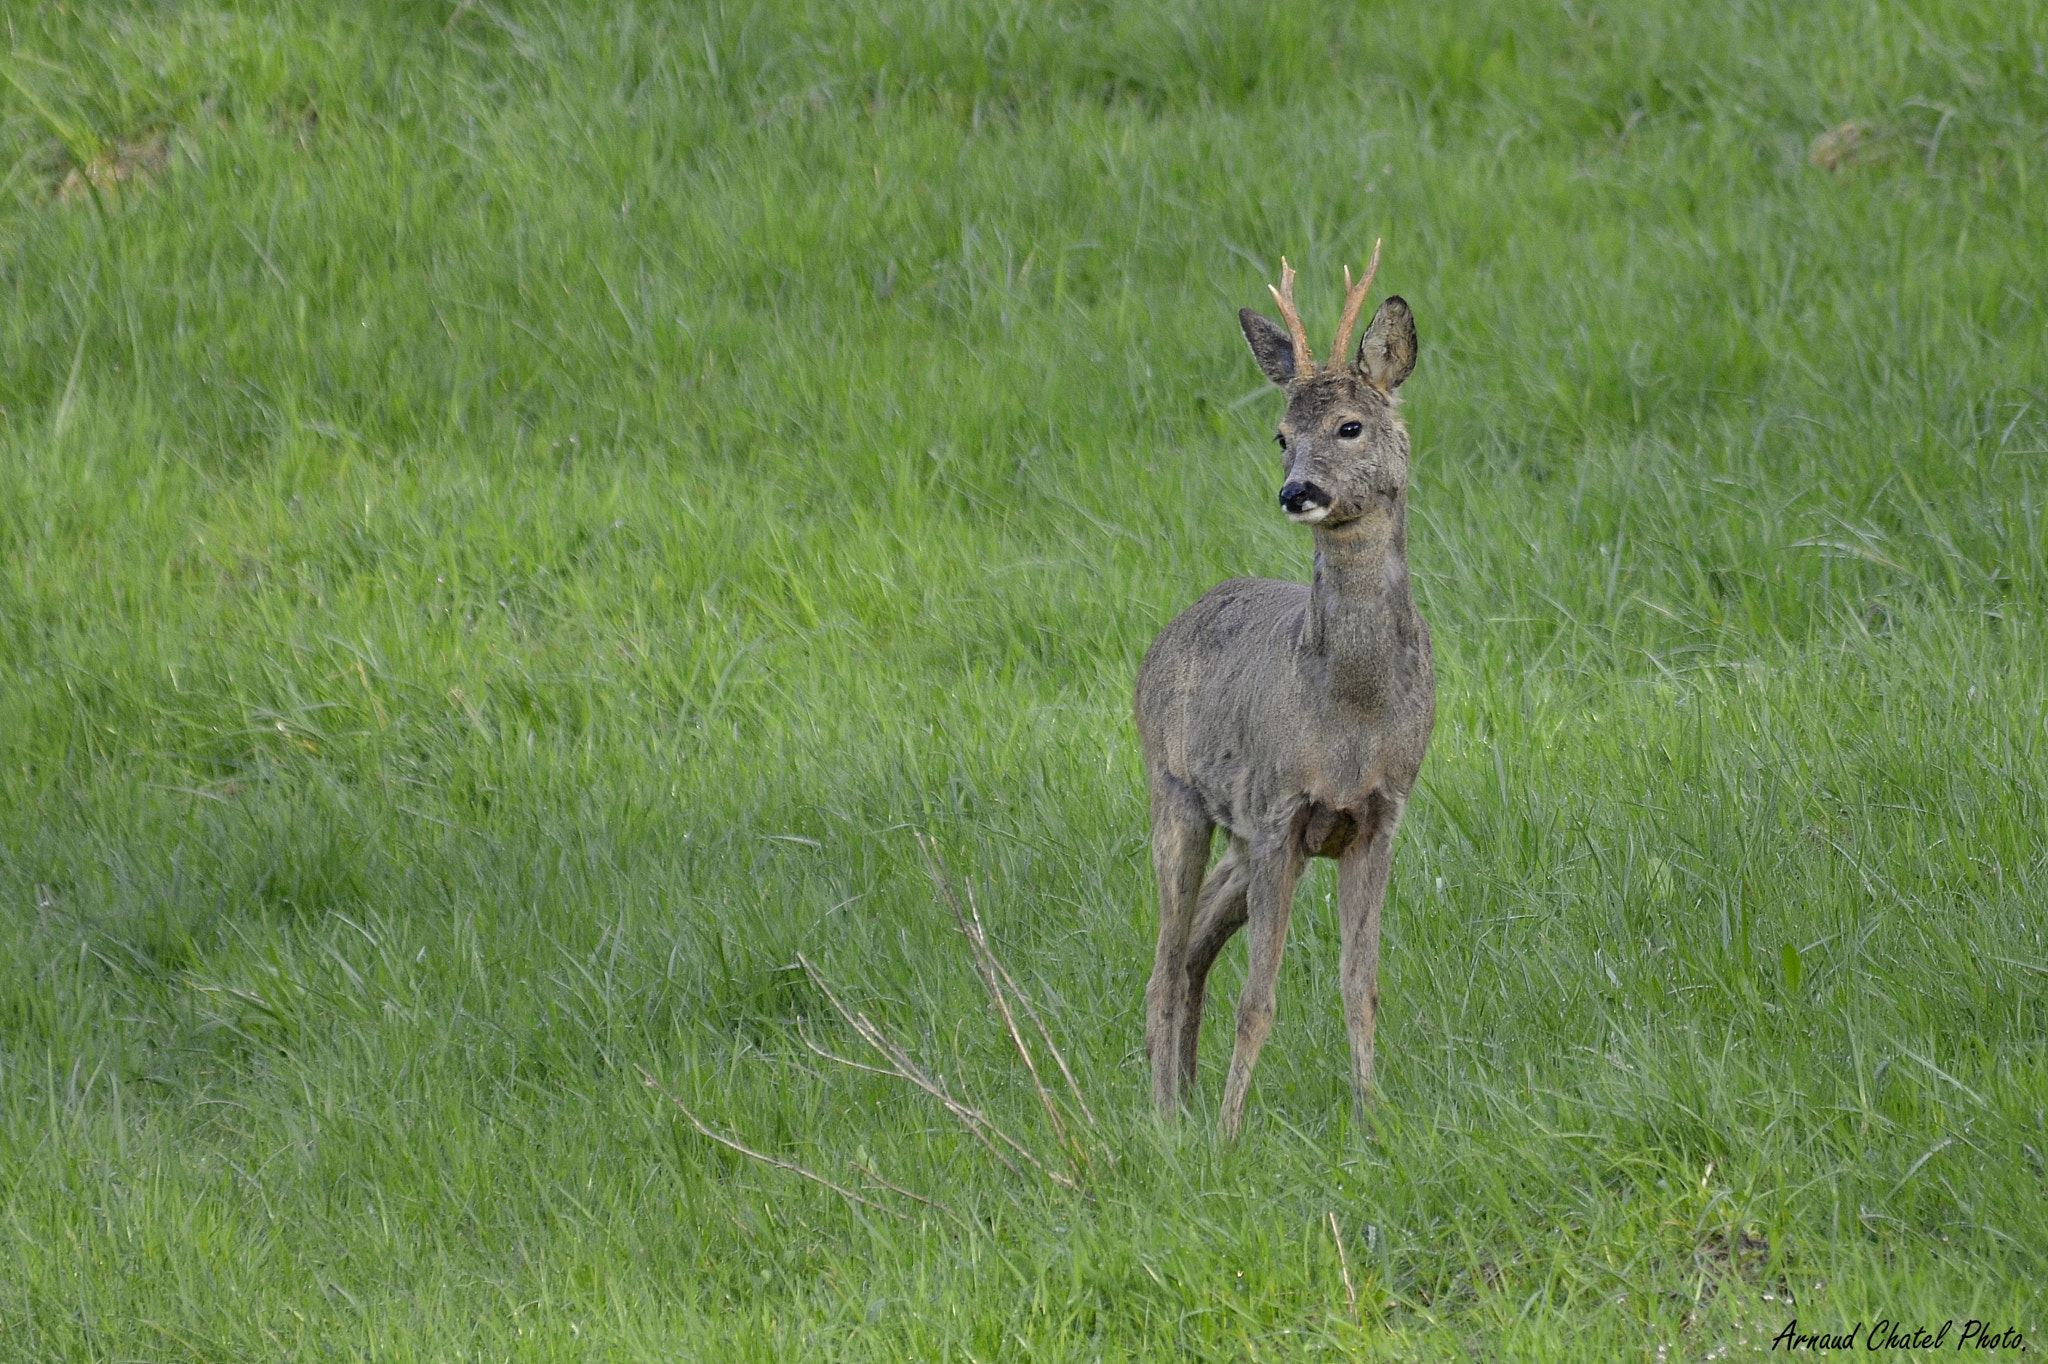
1338,421,1363,439
1275,433,1287,450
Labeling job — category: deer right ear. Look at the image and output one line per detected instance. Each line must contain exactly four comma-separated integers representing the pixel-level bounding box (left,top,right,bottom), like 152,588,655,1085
1239,308,1297,385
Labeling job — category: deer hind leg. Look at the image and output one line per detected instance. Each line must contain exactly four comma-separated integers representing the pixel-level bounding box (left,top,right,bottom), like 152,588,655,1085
1218,843,1304,1140
1337,795,1404,1120
1144,776,1213,1116
1176,838,1250,1095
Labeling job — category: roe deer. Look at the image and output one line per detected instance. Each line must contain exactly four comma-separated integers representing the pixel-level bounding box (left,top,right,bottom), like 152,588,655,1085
1135,244,1433,1138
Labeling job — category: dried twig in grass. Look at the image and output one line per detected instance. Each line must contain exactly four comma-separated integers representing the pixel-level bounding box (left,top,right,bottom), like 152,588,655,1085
795,953,1078,1191
963,887,1102,1134
637,1065,903,1218
917,832,1104,1184
1330,1211,1360,1322
919,839,1079,1162
797,1031,897,1078
849,1160,961,1221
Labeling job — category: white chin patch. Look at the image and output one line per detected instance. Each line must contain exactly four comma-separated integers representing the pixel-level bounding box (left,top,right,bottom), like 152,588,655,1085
1286,505,1331,524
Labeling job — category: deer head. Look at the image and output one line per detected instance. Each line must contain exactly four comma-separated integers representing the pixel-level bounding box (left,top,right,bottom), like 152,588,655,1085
1238,242,1419,526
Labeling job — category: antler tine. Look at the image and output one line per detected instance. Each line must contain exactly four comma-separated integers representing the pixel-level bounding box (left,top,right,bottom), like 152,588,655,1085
1266,257,1316,376
1329,237,1383,369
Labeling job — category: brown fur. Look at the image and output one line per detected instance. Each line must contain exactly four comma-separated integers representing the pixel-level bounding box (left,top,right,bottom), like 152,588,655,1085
1135,282,1433,1137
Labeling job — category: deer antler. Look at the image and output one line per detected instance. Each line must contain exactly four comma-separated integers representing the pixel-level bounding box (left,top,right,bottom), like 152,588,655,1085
1330,238,1383,370
1266,257,1316,376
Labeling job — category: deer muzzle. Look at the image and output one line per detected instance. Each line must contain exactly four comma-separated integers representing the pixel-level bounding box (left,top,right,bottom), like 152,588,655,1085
1279,481,1332,523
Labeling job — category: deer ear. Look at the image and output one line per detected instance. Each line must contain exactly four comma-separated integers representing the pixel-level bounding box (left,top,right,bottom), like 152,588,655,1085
1354,296,1417,392
1240,308,1297,385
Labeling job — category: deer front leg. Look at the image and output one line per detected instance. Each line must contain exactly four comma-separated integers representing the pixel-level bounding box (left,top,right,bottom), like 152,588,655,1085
1177,839,1250,1094
1217,844,1304,1140
1145,781,1213,1116
1337,797,1403,1117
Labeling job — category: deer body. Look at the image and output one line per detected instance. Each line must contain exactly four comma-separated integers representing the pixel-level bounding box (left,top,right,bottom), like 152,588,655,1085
1135,250,1434,1137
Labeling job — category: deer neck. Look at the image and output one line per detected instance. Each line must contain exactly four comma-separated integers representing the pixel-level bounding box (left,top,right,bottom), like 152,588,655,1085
1304,492,1416,702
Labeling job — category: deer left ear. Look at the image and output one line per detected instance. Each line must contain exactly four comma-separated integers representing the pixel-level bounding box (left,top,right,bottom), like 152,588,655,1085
1354,296,1417,392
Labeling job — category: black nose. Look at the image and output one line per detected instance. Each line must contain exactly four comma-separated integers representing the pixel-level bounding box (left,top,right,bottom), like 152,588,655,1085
1278,481,1329,514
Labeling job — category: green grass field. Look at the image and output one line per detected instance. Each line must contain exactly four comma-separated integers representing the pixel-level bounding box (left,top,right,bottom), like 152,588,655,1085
4,1,2046,1357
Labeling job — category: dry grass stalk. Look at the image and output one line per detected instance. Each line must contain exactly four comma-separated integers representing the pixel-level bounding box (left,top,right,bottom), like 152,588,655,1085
795,952,1079,1192
918,835,1102,1135
849,1159,960,1221
648,851,1102,1217
1329,1211,1360,1322
918,835,1100,1182
796,1032,896,1078
953,887,1068,1152
637,1064,904,1219
794,954,1027,1178
795,1016,1030,1179
970,911,1102,1132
